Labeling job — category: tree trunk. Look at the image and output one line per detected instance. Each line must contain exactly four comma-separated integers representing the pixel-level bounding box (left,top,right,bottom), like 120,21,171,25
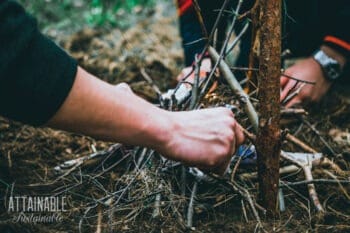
256,0,281,216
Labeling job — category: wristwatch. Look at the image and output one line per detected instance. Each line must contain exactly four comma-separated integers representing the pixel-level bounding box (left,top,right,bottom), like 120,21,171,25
313,49,343,81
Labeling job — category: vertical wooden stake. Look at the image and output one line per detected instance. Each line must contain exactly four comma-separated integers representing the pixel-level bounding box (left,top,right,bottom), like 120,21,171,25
256,0,282,216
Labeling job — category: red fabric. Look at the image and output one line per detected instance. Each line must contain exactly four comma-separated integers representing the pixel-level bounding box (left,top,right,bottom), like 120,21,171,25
177,0,193,16
324,36,350,51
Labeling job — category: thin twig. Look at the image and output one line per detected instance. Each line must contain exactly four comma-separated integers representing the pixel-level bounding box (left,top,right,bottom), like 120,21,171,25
302,118,336,156
190,56,201,109
281,108,307,116
281,72,316,85
208,46,259,132
192,0,208,38
281,179,350,187
225,20,250,56
187,181,198,228
200,0,244,97
285,133,317,153
140,68,162,96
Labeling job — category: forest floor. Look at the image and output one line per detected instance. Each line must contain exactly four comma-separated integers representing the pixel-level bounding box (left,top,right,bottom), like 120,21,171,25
0,1,350,232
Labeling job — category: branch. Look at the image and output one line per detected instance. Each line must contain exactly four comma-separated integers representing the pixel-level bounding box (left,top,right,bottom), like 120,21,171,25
208,46,259,132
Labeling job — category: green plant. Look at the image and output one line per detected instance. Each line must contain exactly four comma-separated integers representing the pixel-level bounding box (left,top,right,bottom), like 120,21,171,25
85,0,155,27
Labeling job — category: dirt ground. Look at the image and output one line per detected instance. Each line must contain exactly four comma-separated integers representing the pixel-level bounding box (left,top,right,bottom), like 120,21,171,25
1,2,350,233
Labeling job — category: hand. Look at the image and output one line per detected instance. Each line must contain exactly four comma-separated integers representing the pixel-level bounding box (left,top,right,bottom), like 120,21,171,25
48,67,244,175
280,57,332,107
157,108,245,175
176,58,212,83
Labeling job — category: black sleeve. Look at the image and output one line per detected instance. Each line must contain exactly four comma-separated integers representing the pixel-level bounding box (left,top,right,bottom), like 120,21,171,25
177,0,229,66
321,0,350,58
0,0,77,126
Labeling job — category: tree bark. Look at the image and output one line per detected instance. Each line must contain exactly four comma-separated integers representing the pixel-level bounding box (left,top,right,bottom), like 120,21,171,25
256,0,281,216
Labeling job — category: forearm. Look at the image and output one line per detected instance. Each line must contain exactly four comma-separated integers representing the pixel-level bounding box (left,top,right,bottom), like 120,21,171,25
47,67,171,148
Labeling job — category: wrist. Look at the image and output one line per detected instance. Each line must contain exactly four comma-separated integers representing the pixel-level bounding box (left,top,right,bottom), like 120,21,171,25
312,46,346,81
320,45,347,69
141,107,174,151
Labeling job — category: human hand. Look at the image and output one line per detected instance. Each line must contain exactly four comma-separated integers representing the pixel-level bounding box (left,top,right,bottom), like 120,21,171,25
48,67,243,175
176,58,212,83
157,108,245,175
280,57,332,107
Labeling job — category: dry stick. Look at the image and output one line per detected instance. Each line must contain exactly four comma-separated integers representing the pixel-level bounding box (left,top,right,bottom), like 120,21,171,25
303,166,324,212
152,183,163,218
280,151,324,212
205,45,261,220
281,179,350,187
240,165,302,180
231,142,253,181
323,170,350,200
223,0,243,54
113,152,153,208
209,173,264,224
200,1,244,100
285,133,318,153
225,20,250,56
136,147,148,169
281,72,316,85
140,68,162,96
185,56,202,225
233,181,263,225
281,83,306,106
192,0,208,38
190,56,201,109
231,156,242,181
186,181,198,228
302,117,336,156
209,46,259,132
96,206,102,233
174,0,235,108
174,0,231,93
286,133,344,175
181,167,187,197
281,108,307,116
241,199,249,223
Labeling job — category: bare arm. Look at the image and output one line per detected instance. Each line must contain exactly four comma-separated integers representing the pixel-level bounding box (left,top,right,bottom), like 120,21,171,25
47,67,244,174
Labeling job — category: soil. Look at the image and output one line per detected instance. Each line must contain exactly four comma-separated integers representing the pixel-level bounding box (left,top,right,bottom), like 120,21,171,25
1,2,350,233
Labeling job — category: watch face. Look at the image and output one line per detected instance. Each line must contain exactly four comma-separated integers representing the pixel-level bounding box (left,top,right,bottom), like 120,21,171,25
313,50,342,81
327,64,341,80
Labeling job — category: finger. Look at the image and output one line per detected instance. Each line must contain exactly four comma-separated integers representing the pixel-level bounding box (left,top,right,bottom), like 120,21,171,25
176,67,193,82
280,75,289,87
234,123,245,147
285,97,302,108
176,71,185,82
280,79,297,102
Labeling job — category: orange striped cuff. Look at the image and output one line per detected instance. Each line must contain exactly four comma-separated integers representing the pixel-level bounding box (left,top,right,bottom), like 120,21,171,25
324,36,350,51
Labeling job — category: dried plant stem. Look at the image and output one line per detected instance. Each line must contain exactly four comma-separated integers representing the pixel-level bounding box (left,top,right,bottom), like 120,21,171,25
285,133,317,153
303,166,324,212
280,151,324,212
281,179,350,187
140,68,162,96
187,181,198,228
281,108,307,116
190,56,201,109
208,46,259,132
240,165,301,180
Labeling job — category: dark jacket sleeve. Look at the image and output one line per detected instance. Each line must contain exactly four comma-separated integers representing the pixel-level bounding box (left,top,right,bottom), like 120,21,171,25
0,0,77,126
177,0,229,66
320,0,350,77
